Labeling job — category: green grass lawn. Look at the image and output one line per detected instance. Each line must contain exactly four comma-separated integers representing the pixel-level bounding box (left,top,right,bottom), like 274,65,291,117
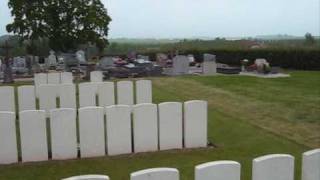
0,71,319,180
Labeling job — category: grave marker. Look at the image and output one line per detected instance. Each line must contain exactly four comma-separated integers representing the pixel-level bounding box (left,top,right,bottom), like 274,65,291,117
133,103,158,153
0,112,18,164
79,107,105,158
19,110,48,162
106,105,132,156
159,102,183,150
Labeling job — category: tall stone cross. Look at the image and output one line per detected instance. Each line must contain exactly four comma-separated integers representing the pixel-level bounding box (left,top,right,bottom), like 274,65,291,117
0,40,14,83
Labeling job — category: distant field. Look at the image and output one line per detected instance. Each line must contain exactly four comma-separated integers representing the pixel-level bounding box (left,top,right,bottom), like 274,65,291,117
0,71,318,180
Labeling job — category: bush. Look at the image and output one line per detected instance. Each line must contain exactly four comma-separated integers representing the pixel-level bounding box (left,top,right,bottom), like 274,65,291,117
142,49,320,70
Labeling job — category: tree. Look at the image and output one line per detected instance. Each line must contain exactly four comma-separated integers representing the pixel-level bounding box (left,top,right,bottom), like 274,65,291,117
305,33,315,45
7,0,111,53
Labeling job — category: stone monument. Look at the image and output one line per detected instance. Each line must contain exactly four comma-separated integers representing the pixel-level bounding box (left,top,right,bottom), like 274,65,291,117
46,50,57,67
76,50,86,63
172,55,189,75
203,54,217,75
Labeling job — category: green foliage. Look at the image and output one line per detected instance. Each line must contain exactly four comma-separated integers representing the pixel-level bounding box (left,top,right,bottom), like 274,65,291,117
305,33,315,45
6,0,111,53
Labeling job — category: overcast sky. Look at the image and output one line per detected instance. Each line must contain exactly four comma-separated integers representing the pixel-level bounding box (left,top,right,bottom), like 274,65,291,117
1,0,319,38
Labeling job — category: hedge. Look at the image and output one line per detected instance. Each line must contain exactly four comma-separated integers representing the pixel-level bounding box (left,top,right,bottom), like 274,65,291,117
142,49,320,70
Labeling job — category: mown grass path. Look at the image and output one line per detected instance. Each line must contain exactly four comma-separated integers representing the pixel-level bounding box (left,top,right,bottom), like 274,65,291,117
0,71,318,180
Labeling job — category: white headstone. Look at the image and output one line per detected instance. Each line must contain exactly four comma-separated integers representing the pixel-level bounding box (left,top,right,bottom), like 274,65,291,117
195,161,241,180
117,81,134,106
76,50,86,63
34,73,48,86
0,112,18,164
158,102,183,150
79,107,105,158
79,83,99,108
61,72,73,84
34,73,47,98
184,100,207,148
136,80,152,104
38,84,58,117
50,108,77,160
47,50,57,66
18,85,36,111
133,103,158,153
106,105,132,156
302,149,320,180
62,175,110,180
0,86,15,112
203,54,217,75
90,71,103,82
47,72,61,84
59,84,77,109
98,82,115,107
172,55,189,75
19,110,48,162
131,168,179,180
252,154,294,180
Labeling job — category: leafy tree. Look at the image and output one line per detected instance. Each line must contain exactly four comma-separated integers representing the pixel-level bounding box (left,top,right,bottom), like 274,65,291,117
305,33,315,45
7,0,111,53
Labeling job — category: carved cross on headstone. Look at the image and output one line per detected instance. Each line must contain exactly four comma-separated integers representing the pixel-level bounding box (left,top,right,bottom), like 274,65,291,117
0,40,14,83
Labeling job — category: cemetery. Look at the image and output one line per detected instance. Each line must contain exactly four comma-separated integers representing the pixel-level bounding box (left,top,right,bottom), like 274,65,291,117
0,0,319,179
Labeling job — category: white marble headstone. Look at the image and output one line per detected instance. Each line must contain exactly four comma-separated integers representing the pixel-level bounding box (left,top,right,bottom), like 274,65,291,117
158,102,183,150
136,80,152,104
59,84,77,109
38,84,58,117
117,81,134,106
90,71,103,82
98,82,115,107
47,72,61,84
0,112,18,164
0,86,15,112
106,105,132,156
61,72,73,84
195,161,241,180
79,107,105,158
133,103,158,153
252,154,294,180
34,73,47,98
131,168,179,180
19,110,48,162
302,149,320,180
62,175,110,180
50,108,77,160
79,83,99,107
18,85,36,111
184,100,207,148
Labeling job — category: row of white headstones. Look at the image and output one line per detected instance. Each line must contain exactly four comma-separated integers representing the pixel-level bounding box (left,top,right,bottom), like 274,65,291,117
34,71,107,85
0,101,207,164
0,80,153,115
62,149,320,180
